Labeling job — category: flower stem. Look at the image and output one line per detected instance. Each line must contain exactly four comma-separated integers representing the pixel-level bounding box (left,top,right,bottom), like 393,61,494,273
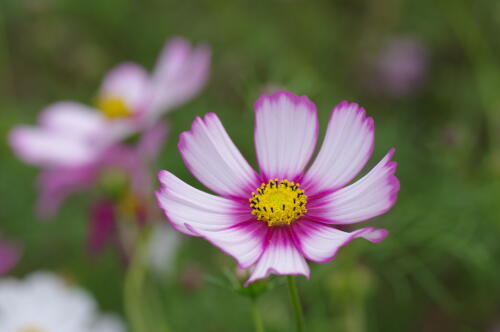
287,276,305,332
251,297,265,332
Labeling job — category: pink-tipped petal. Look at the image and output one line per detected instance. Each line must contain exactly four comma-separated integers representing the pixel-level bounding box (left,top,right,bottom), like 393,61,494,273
39,102,106,138
254,91,318,181
246,228,310,285
148,38,211,119
9,126,98,168
0,239,22,275
156,171,251,236
292,219,388,263
99,62,150,114
303,101,374,195
178,113,260,198
307,149,399,224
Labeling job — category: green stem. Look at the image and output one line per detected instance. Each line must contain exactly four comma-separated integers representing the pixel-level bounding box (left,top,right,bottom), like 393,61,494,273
251,297,265,332
287,276,305,332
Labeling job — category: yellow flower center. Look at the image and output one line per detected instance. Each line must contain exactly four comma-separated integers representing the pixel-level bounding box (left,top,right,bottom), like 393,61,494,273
97,96,131,119
249,179,307,227
18,326,46,332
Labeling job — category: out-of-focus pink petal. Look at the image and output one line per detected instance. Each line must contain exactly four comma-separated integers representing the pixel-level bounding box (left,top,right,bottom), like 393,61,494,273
9,126,99,168
156,171,250,235
148,38,211,120
36,165,97,218
307,149,399,224
246,228,310,285
99,62,150,114
0,239,22,275
292,219,388,263
39,101,106,139
302,101,374,195
179,113,260,198
136,122,168,161
254,91,318,181
87,200,117,255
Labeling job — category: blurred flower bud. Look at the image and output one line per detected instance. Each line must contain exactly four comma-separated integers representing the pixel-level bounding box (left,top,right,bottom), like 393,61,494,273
179,263,204,292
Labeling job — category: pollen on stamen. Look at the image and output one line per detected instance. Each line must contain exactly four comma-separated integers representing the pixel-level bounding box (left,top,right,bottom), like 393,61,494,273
249,179,308,227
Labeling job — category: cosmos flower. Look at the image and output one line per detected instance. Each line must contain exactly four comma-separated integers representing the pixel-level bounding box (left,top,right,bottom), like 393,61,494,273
25,123,167,219
9,37,210,170
0,237,21,276
0,272,126,332
156,90,400,285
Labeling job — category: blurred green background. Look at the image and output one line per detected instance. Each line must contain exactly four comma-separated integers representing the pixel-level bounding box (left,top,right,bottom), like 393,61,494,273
1,0,500,331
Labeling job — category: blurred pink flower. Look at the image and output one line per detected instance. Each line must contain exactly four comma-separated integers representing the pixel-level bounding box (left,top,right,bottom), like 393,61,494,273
156,90,400,285
9,37,210,169
35,123,167,218
0,238,21,275
366,37,427,98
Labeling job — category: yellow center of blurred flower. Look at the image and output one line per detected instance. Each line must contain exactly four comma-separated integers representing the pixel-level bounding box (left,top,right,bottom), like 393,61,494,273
249,179,307,227
18,326,46,332
97,96,131,118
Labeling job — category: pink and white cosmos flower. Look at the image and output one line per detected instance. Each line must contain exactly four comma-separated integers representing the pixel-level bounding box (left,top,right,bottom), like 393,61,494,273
9,37,210,170
156,90,400,285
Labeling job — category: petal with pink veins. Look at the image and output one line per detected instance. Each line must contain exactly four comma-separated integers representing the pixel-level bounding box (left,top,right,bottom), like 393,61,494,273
246,228,310,285
302,101,374,195
156,171,251,236
291,219,388,263
306,149,399,224
254,91,318,181
178,113,260,198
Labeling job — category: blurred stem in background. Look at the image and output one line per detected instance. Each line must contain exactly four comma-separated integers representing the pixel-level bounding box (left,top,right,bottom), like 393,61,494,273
287,276,305,332
124,227,170,332
251,297,265,332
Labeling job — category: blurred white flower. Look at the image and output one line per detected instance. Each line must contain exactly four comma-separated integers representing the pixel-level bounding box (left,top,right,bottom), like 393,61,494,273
0,272,126,332
148,223,180,277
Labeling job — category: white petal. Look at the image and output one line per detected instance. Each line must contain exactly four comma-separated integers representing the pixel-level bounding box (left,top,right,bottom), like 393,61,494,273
254,91,318,181
246,228,309,285
156,171,251,236
93,314,127,332
302,101,374,195
99,62,150,113
292,219,388,263
307,149,399,224
9,126,98,167
39,101,106,138
194,220,268,269
179,113,260,198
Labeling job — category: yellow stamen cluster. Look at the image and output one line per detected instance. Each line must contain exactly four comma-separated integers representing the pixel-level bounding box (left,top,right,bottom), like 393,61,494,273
97,96,131,119
249,179,307,227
